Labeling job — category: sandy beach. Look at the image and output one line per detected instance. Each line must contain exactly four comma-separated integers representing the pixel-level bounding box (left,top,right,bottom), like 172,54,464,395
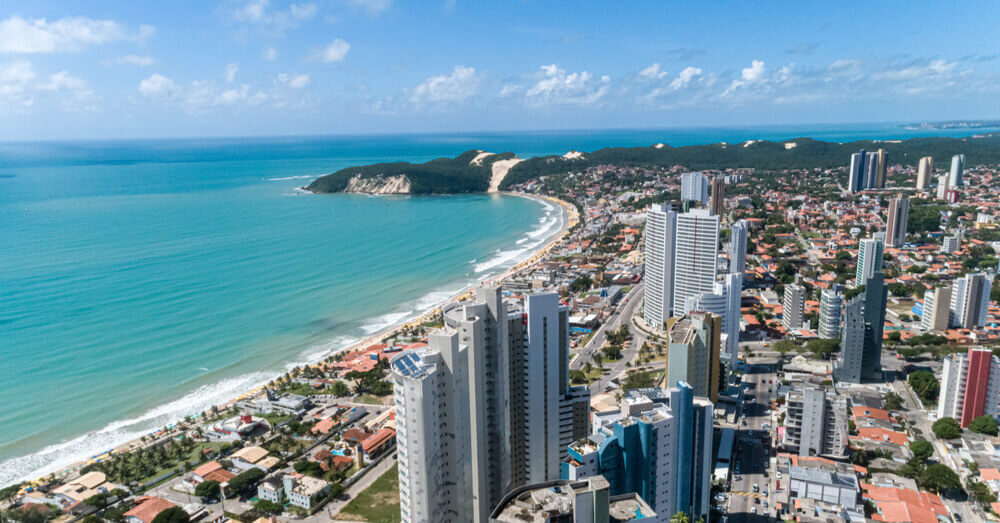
14,191,578,489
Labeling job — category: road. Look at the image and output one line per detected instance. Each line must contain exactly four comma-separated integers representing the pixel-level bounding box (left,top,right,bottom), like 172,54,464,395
726,359,776,523
569,283,644,372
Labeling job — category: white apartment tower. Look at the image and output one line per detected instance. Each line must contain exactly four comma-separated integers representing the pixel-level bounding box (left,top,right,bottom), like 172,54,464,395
782,388,849,459
681,172,709,204
729,220,749,274
673,209,720,316
936,174,950,200
950,154,965,187
782,283,806,331
920,286,952,331
916,156,933,190
950,273,993,329
884,197,909,248
686,272,743,363
855,237,884,287
819,285,844,339
643,204,678,330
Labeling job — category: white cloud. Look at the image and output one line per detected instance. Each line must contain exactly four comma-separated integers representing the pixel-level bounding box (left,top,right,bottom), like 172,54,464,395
640,63,668,80
0,61,96,112
312,39,350,63
498,84,520,98
139,73,178,98
263,47,278,61
117,54,155,67
277,73,310,88
343,0,393,15
670,66,703,90
408,65,481,106
225,63,239,83
233,0,317,30
722,59,768,97
40,71,87,91
523,64,610,107
0,60,37,108
0,16,150,53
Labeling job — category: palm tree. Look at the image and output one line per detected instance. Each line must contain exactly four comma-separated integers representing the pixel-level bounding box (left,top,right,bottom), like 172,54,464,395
670,512,690,523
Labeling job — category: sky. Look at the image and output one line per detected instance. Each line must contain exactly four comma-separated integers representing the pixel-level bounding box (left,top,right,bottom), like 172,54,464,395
1,0,1000,140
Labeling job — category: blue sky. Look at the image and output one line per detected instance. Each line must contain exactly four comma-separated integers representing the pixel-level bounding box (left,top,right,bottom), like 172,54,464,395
1,0,999,140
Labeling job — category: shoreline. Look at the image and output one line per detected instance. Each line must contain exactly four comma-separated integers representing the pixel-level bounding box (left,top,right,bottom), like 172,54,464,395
5,190,578,489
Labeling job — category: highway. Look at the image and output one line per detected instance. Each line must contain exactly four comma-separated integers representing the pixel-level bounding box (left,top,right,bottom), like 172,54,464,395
726,359,776,522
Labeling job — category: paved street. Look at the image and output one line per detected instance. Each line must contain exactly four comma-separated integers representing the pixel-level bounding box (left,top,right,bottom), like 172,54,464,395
727,360,776,523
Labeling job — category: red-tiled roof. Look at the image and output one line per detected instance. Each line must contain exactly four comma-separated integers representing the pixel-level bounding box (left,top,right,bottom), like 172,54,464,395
123,497,175,523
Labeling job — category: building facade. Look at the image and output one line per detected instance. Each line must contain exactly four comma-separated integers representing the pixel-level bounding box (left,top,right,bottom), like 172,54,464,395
709,177,725,216
673,209,720,315
950,273,993,329
855,237,884,287
666,312,721,403
729,220,748,275
938,348,1000,427
920,286,952,331
686,272,743,364
950,154,965,187
782,283,806,331
643,204,678,330
834,272,887,383
782,388,849,459
680,172,709,203
818,285,844,339
884,197,909,247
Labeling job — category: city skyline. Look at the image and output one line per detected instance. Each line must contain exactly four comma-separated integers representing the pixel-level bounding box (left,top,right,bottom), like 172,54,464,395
2,1,1000,140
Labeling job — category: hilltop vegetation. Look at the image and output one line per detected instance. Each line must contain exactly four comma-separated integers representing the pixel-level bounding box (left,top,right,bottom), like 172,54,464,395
307,134,1000,194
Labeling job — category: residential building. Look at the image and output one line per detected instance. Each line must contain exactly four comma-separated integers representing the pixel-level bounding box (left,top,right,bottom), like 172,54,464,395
834,272,887,383
855,237,884,287
916,156,932,190
709,177,724,216
782,283,805,331
673,209,720,315
941,235,960,253
919,286,952,331
819,285,844,339
874,148,887,188
937,348,1000,427
785,466,862,520
680,172,708,203
489,476,657,523
685,273,743,363
848,150,866,193
643,204,677,330
884,197,909,247
950,153,965,187
782,388,849,459
124,497,176,523
562,383,713,522
950,273,993,329
729,220,748,274
936,174,950,200
282,474,329,510
230,446,278,471
665,312,721,402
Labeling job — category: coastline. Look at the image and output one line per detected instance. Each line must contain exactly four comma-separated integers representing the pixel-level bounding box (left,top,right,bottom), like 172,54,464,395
5,190,578,489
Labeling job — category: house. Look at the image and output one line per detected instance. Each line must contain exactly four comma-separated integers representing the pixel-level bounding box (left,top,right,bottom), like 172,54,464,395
361,428,396,460
191,461,224,483
230,446,279,471
282,474,329,510
257,476,284,504
45,471,113,508
124,496,176,523
862,483,949,523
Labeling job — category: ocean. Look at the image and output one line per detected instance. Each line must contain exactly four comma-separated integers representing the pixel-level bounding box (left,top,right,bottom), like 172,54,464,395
0,122,994,486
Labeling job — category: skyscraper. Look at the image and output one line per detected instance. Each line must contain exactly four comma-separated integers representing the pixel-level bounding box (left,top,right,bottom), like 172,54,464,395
643,204,678,330
848,150,866,193
709,177,725,216
729,220,748,275
563,382,714,521
936,174,950,200
920,286,952,332
782,388,849,459
665,312,721,403
818,285,844,339
392,287,590,523
864,151,879,189
874,148,887,188
680,172,709,203
834,272,887,383
685,272,743,364
938,348,1000,427
916,156,933,190
950,154,965,187
950,273,993,329
673,209,720,313
855,237,884,287
782,283,805,331
884,197,910,247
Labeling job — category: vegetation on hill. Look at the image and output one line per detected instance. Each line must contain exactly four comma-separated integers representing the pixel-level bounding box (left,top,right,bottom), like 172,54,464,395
306,150,516,194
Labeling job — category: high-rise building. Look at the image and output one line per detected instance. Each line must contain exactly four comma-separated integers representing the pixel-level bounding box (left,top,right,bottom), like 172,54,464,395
937,348,1000,427
488,476,657,523
936,174,950,200
673,209,720,313
884,197,910,247
818,285,844,339
681,172,709,203
874,148,887,188
392,287,590,523
848,150,866,193
834,272,887,383
950,273,993,329
782,283,806,331
916,156,933,190
665,312,721,403
729,220,748,275
864,151,880,189
781,388,849,459
563,383,714,522
855,237,884,287
709,177,725,216
643,204,677,330
685,272,743,364
514,293,592,486
920,286,952,331
950,154,965,187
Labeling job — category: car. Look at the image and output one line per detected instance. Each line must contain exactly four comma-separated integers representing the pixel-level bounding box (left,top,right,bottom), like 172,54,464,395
776,471,782,479
750,507,756,514
753,483,759,492
763,500,769,508
763,489,768,496
754,497,760,504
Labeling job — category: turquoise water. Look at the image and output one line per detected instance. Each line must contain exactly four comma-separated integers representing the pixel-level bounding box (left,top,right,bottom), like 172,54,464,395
0,123,993,485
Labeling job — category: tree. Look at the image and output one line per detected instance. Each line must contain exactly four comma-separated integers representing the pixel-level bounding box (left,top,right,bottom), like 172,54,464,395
194,480,220,500
883,392,903,411
622,371,655,391
919,463,961,494
932,417,962,440
254,499,284,516
804,338,840,359
228,468,266,498
909,440,933,462
294,460,324,478
969,415,999,436
569,275,593,293
773,339,798,354
330,380,351,397
670,512,691,523
601,344,622,360
151,507,190,523
569,369,587,384
908,370,939,406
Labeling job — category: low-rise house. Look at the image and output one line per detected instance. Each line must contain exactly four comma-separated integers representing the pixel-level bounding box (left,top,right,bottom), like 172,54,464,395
861,483,949,523
124,496,176,523
231,446,279,471
360,428,396,460
283,474,329,510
